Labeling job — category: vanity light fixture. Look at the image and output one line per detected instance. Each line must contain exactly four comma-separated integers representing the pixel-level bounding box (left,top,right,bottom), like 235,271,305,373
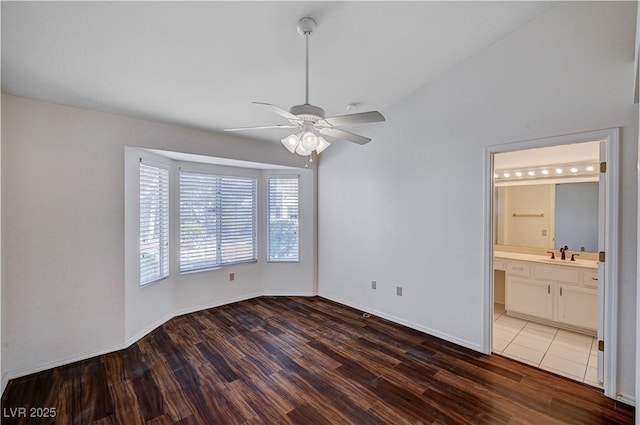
494,160,598,184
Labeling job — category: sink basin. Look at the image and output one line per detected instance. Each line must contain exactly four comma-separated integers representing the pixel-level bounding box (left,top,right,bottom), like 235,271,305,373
537,258,597,268
494,251,598,269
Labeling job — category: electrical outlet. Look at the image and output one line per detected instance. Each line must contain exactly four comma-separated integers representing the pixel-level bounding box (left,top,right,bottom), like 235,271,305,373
371,280,377,290
541,229,547,236
396,286,403,296
229,272,235,281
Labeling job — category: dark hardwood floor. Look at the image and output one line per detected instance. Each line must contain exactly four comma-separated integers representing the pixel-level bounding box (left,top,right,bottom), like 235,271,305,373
1,296,634,424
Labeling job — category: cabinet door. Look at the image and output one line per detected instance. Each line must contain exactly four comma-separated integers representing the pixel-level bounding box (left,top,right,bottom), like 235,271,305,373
505,277,553,320
556,285,597,331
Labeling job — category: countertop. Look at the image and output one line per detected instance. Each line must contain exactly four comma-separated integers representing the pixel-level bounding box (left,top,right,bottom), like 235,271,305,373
495,251,598,270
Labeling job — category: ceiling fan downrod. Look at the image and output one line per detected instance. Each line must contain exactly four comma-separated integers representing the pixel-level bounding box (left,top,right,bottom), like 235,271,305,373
297,17,316,106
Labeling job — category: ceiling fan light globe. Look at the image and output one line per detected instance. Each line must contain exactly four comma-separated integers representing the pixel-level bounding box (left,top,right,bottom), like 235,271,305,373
295,143,312,156
301,131,320,151
281,134,300,153
316,137,331,154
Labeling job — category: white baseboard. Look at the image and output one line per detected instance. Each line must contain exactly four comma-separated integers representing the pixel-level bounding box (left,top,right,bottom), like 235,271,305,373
373,309,483,352
3,340,129,386
318,293,371,315
1,374,8,395
124,293,264,348
262,291,316,297
173,292,263,317
125,313,175,347
615,392,635,407
318,293,482,353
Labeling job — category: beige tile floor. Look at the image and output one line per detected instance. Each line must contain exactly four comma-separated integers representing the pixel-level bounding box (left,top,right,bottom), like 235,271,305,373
493,303,601,388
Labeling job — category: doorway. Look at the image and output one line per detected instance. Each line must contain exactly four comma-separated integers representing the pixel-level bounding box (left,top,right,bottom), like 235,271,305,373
482,128,619,399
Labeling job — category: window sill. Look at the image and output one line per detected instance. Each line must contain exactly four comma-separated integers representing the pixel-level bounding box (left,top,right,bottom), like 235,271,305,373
267,260,300,264
179,259,258,275
140,275,170,288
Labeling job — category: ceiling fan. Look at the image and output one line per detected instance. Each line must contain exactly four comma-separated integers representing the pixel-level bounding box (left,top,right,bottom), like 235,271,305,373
224,17,385,157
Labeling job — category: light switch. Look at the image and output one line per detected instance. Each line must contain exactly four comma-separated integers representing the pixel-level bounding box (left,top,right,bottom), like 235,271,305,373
541,229,548,236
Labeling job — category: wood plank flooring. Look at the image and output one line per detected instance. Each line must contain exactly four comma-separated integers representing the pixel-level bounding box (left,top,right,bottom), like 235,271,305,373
1,296,634,424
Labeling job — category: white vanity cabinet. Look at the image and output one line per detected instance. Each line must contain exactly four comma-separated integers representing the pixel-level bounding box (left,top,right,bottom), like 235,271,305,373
505,276,553,320
556,285,598,330
502,258,598,334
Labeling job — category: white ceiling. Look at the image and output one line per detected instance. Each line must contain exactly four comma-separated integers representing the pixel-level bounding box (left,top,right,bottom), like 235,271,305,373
2,1,557,144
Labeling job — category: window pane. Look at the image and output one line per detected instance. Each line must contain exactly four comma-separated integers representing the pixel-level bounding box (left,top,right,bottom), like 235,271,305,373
180,172,219,272
139,162,169,285
180,171,257,272
268,177,299,262
220,176,257,264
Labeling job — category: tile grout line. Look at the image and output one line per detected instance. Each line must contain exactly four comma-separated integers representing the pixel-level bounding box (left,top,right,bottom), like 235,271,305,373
535,324,558,368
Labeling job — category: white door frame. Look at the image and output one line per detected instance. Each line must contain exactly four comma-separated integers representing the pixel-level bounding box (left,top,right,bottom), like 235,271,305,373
482,128,619,399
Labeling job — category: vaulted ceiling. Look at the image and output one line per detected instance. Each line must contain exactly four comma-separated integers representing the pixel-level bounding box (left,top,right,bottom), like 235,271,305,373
2,1,557,144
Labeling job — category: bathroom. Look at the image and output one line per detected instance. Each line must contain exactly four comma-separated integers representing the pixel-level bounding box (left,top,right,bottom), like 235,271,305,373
492,140,603,387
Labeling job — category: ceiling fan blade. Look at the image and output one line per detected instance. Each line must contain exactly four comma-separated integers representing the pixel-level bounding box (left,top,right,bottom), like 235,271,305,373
321,111,385,127
253,102,300,122
224,124,298,132
319,128,371,145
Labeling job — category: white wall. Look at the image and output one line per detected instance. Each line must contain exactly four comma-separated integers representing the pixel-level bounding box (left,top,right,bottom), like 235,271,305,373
2,94,315,381
318,1,638,401
636,2,640,418
0,27,4,392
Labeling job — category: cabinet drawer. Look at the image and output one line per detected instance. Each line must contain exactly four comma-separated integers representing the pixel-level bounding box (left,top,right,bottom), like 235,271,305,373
494,259,505,271
583,270,599,288
506,262,530,277
534,265,579,284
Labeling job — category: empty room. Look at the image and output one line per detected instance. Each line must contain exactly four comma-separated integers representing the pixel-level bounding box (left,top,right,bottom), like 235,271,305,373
1,1,639,424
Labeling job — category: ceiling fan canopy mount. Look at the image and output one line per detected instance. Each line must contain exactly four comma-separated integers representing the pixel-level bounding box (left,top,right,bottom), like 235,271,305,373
297,16,316,36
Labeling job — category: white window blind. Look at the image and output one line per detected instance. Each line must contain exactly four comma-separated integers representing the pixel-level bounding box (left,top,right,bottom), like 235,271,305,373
220,176,257,264
268,177,299,262
180,171,257,273
139,162,169,286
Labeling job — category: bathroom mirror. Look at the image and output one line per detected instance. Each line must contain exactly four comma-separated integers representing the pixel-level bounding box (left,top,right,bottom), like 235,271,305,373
494,182,598,252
